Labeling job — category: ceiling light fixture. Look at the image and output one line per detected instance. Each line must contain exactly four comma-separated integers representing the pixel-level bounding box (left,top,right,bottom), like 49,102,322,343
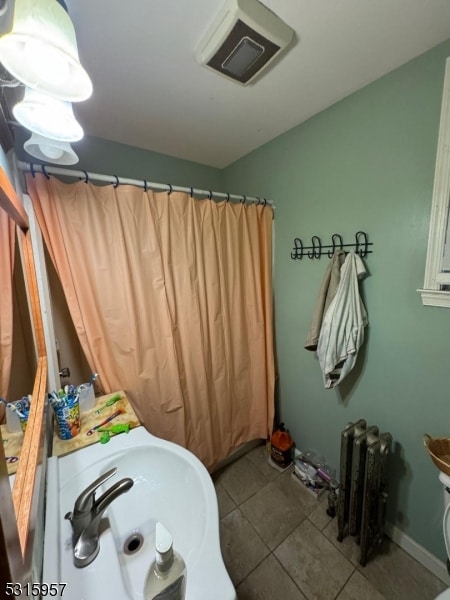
24,131,79,164
13,87,83,142
0,0,93,101
0,0,14,36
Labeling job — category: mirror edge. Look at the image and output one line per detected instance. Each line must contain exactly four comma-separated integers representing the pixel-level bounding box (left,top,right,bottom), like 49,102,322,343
12,356,47,554
0,165,47,562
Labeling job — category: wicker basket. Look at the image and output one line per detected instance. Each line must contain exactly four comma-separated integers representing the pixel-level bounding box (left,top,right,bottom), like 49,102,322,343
424,434,450,476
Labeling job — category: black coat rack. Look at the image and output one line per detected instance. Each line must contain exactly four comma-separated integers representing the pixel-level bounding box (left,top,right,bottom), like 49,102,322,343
291,231,373,260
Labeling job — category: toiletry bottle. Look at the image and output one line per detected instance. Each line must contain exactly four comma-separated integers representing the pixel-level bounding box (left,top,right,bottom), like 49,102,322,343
144,522,186,600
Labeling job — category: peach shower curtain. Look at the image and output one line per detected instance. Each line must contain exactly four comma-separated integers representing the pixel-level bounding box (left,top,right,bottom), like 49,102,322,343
0,209,15,411
27,174,275,469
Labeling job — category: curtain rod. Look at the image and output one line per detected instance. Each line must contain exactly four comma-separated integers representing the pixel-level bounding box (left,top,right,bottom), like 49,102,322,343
17,161,273,207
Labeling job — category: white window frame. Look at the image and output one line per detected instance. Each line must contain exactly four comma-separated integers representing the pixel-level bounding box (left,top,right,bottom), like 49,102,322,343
419,57,450,307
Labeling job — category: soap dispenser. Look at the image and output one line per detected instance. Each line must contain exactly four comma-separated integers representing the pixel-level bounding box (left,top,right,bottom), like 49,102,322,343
144,522,186,600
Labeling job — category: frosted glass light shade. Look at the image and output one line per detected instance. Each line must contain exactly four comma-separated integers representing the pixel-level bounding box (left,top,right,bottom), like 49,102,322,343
24,132,79,165
13,87,84,141
0,0,93,101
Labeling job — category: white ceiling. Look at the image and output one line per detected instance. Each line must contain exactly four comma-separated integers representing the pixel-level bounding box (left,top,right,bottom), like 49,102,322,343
66,0,450,169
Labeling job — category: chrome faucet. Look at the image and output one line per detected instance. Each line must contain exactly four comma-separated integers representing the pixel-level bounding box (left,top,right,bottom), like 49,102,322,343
65,467,134,568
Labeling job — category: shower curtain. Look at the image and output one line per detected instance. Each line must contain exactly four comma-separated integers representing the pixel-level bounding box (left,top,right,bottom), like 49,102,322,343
0,209,15,416
27,174,275,469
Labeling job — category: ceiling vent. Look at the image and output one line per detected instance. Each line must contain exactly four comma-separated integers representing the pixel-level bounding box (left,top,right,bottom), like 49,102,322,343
196,0,294,85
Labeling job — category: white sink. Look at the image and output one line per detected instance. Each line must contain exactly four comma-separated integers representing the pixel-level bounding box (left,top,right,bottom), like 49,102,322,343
44,426,236,600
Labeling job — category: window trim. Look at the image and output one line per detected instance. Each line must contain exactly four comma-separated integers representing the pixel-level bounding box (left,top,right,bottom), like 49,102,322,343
419,57,450,307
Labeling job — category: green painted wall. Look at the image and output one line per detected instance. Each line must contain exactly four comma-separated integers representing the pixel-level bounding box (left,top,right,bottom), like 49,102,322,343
15,132,224,191
223,39,450,560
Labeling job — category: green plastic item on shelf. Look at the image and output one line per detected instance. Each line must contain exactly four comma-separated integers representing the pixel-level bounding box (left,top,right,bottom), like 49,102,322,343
99,431,110,444
98,422,132,443
95,393,122,415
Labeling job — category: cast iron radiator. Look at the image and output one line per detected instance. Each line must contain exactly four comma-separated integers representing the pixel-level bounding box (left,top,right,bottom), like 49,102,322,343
337,419,392,566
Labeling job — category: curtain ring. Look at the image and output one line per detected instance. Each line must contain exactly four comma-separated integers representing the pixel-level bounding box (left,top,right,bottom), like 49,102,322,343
167,183,173,195
256,197,261,205
207,190,212,200
241,195,246,204
112,175,119,188
143,180,148,192
79,170,88,183
263,198,267,207
190,187,194,198
41,164,50,179
226,192,230,203
30,163,36,178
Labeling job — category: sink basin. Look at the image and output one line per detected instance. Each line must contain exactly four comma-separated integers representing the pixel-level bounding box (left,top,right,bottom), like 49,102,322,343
43,426,236,600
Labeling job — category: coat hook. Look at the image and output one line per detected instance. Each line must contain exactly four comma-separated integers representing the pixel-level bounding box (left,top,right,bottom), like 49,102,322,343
291,231,371,261
355,231,368,257
328,233,343,257
308,236,321,259
291,238,303,259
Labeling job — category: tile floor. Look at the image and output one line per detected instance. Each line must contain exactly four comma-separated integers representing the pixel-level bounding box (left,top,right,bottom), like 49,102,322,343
213,444,447,600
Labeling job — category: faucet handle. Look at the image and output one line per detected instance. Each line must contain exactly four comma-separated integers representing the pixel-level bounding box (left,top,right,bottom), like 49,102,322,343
73,467,118,515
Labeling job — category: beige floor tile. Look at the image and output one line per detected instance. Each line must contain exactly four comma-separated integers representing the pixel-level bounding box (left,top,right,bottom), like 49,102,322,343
215,455,269,505
322,518,361,567
215,483,236,519
274,519,354,600
336,570,386,600
240,480,307,550
237,554,307,600
216,452,447,600
308,497,332,531
220,508,270,586
359,537,447,600
276,469,324,516
246,443,286,481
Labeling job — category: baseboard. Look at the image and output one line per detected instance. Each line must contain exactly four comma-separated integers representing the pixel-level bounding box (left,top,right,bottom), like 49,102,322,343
385,521,450,586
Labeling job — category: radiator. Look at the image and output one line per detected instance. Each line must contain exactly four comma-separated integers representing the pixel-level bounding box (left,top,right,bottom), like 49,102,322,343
337,419,392,566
